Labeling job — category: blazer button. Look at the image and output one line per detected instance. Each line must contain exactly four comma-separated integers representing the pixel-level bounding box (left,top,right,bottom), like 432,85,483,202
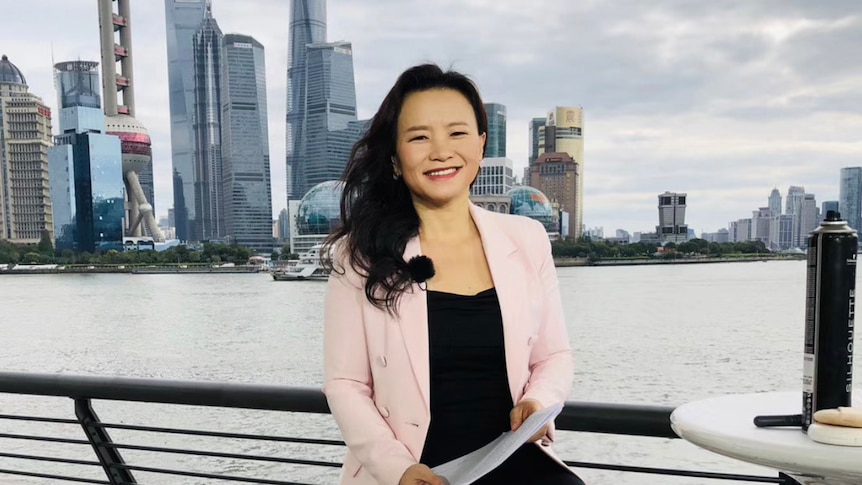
379,406,390,418
377,355,387,367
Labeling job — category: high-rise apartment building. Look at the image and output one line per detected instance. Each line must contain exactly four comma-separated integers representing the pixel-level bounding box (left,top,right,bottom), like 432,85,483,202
165,0,207,241
730,218,752,243
784,185,806,248
528,152,579,240
751,207,771,245
797,193,819,248
528,117,545,166
785,185,805,216
192,6,224,241
537,107,584,238
0,55,54,244
471,157,514,196
769,214,793,251
300,41,358,195
656,191,688,243
839,167,862,232
483,103,506,158
48,61,124,252
286,0,327,200
768,188,781,216
220,34,273,252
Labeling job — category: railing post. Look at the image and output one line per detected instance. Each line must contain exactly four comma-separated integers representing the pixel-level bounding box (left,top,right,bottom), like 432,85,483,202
74,398,136,484
779,472,804,485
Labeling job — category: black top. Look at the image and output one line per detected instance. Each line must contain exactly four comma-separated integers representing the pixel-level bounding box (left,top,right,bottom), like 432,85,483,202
420,288,582,485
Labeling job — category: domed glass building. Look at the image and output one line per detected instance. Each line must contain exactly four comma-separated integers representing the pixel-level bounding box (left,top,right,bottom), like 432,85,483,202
507,186,558,233
0,54,27,86
296,180,345,236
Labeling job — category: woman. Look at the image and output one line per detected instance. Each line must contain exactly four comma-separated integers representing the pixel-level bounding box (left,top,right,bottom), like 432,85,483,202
323,64,581,485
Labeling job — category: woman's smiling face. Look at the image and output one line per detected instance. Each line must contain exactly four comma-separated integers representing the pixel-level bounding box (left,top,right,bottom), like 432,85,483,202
395,88,486,208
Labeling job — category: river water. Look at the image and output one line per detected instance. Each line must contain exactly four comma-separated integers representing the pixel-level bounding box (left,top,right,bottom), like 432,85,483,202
1,260,859,484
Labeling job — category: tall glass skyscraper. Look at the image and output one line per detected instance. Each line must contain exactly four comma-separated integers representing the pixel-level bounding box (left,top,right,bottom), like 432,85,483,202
768,188,782,216
528,117,546,165
192,6,224,241
286,0,327,200
165,0,207,241
483,103,506,158
301,42,358,193
220,34,273,252
839,167,862,231
47,61,124,252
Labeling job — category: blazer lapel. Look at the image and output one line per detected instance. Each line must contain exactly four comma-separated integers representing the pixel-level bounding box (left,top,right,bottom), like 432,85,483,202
469,205,529,404
397,236,431,413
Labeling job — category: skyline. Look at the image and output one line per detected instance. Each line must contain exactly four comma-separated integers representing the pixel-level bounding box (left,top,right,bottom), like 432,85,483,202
2,1,861,234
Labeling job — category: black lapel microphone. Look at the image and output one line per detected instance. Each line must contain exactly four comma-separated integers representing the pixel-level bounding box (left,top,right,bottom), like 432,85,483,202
406,255,435,290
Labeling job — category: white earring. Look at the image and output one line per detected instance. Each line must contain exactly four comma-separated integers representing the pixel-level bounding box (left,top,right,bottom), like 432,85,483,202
391,156,401,179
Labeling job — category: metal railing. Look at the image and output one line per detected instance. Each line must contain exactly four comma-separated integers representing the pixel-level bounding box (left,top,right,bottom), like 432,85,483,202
0,371,793,484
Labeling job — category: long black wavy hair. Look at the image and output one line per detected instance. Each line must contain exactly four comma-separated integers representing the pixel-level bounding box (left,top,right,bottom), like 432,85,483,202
322,63,488,314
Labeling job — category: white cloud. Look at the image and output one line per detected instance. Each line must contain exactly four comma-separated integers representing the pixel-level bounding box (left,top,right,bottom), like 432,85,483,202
2,0,860,235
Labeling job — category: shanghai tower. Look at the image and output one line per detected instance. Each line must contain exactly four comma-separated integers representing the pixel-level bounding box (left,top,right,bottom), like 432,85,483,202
285,0,326,201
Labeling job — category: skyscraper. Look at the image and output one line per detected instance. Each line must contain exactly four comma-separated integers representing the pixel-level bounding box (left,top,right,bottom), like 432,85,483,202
97,0,163,240
300,41,358,193
656,191,688,243
538,107,584,238
286,0,326,200
785,185,805,216
797,194,819,248
528,152,579,240
839,167,862,232
165,0,207,242
192,5,224,241
768,188,781,216
528,117,545,165
220,34,273,252
483,103,506,158
0,55,54,243
48,61,124,253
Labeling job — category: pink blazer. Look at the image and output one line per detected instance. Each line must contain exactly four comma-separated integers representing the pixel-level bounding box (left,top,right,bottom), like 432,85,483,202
323,204,575,485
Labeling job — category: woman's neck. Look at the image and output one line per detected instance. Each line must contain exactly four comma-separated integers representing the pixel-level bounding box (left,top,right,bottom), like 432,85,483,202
415,197,477,245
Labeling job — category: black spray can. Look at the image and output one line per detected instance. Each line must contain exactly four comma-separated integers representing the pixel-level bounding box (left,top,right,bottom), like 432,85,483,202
802,210,857,431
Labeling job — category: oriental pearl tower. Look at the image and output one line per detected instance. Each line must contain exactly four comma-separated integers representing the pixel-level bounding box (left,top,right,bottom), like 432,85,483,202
97,0,163,240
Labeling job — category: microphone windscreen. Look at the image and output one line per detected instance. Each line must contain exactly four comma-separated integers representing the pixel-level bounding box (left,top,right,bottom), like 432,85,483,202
406,255,435,283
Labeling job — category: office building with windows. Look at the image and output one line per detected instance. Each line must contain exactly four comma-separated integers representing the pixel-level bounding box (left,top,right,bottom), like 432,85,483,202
48,60,124,252
220,34,273,252
528,152,579,240
0,55,54,244
191,5,224,241
286,0,327,200
657,191,688,243
471,157,514,196
536,107,584,238
483,102,506,158
165,0,207,241
298,41,358,197
839,167,862,232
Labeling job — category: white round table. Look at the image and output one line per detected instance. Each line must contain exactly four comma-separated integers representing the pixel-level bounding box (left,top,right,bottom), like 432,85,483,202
671,392,862,485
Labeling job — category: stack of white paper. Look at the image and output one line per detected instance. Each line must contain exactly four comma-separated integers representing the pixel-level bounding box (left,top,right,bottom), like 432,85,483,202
431,403,564,485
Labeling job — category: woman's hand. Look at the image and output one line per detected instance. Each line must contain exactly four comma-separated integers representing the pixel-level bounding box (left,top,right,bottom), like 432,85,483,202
398,463,447,485
510,398,548,443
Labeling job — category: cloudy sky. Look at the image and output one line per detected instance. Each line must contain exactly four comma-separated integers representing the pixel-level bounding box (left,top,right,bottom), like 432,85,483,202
3,0,861,234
